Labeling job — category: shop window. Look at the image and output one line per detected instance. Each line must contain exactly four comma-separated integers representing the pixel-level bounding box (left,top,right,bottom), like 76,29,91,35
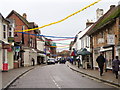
105,51,112,69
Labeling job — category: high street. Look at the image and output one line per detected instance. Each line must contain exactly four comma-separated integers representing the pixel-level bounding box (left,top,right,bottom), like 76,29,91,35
7,63,117,89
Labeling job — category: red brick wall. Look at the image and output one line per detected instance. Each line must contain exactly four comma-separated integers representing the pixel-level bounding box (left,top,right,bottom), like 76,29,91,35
8,13,29,47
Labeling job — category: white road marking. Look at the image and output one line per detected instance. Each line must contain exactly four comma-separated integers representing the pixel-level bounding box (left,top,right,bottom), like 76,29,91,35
52,79,61,89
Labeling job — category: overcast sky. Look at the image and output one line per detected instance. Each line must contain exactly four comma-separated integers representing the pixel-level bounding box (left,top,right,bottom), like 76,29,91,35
0,0,119,51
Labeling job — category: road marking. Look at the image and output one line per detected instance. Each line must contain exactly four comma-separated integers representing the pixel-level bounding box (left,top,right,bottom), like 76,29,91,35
52,79,61,89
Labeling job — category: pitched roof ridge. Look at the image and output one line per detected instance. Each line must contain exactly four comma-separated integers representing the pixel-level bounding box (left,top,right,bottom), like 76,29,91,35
7,10,30,28
87,5,119,35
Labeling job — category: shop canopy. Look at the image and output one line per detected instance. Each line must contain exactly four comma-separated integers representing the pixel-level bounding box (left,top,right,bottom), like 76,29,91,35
77,48,91,55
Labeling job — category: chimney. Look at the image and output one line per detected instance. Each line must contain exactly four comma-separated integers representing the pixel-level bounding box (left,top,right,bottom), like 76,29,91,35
110,5,115,9
118,1,120,5
86,19,94,28
23,13,27,19
96,8,104,20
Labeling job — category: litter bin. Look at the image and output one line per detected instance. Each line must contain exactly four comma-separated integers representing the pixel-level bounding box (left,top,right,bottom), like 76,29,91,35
2,63,8,72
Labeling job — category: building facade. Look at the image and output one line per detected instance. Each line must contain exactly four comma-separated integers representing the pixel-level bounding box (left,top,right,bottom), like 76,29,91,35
87,5,120,70
0,13,14,71
6,10,38,67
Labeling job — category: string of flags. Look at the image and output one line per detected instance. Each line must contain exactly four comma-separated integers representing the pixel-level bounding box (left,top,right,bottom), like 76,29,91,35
15,0,102,32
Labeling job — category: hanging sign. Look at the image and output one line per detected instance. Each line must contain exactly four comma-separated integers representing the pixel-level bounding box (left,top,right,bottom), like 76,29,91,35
2,44,10,49
8,37,14,42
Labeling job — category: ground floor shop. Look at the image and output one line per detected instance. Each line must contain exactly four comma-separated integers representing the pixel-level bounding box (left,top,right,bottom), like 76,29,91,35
24,48,37,66
93,45,118,70
37,53,46,64
7,47,14,70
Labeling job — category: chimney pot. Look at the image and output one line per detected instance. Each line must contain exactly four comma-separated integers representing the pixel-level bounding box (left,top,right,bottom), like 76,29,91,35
110,5,115,9
23,13,27,19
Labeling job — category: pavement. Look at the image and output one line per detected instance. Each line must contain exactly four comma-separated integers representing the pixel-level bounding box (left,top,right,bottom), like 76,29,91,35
1,64,46,90
66,61,120,88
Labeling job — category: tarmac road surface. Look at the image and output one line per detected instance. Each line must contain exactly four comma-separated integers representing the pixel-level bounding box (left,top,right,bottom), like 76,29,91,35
8,63,118,89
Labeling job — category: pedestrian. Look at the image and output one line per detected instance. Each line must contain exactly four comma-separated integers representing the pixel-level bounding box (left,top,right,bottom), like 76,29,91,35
112,56,120,79
96,52,106,76
32,58,35,66
77,58,80,68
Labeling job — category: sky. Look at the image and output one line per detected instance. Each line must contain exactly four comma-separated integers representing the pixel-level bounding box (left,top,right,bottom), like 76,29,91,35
0,0,119,51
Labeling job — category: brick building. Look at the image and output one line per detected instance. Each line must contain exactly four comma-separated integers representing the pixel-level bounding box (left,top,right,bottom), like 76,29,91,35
6,10,38,67
87,5,120,70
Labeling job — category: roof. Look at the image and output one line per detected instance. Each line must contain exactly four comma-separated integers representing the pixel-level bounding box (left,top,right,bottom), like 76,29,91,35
0,13,10,23
78,25,93,39
87,5,120,35
6,10,30,28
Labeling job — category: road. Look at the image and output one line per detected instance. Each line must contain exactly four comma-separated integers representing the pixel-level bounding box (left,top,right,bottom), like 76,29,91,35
8,63,118,89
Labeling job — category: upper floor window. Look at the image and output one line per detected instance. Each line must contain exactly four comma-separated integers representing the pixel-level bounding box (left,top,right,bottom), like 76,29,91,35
3,25,7,39
3,25,6,31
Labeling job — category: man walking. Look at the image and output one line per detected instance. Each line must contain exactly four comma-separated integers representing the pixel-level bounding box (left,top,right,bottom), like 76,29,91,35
112,56,120,79
96,52,106,76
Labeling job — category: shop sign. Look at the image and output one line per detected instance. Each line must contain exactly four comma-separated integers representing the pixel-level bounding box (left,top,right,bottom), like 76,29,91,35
8,37,14,42
98,38,104,44
2,44,10,49
107,34,115,45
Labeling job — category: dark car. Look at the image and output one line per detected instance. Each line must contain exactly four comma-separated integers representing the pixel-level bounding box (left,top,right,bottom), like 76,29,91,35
47,58,55,65
59,58,66,64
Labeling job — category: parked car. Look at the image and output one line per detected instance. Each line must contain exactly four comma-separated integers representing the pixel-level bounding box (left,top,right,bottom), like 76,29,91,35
47,58,55,65
55,58,59,63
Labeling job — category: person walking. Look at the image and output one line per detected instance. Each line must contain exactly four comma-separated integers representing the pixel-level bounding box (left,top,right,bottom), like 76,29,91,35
32,58,35,66
96,52,106,76
112,56,120,79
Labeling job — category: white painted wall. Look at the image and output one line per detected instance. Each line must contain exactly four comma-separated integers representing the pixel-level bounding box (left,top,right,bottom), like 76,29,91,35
7,51,14,69
24,50,30,66
0,15,3,70
0,50,2,70
37,41,45,51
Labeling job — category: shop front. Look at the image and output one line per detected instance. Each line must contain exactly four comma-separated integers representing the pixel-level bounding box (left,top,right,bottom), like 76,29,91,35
7,46,14,70
100,46,114,70
93,47,100,69
37,53,46,64
2,41,10,71
0,41,2,70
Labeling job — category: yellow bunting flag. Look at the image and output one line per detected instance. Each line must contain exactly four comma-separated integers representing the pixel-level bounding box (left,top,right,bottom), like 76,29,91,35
15,0,102,32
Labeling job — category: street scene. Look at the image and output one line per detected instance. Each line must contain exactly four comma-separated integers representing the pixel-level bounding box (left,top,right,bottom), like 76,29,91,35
0,0,120,89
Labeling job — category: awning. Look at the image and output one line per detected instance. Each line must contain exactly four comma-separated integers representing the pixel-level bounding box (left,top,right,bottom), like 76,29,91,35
77,48,91,55
37,53,46,57
31,49,37,53
3,41,9,44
